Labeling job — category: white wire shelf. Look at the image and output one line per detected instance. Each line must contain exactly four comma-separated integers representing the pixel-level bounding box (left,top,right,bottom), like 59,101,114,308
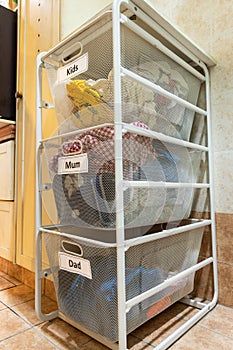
121,13,206,82
121,67,207,116
40,121,208,152
122,122,208,151
123,181,210,189
126,257,213,312
39,218,212,249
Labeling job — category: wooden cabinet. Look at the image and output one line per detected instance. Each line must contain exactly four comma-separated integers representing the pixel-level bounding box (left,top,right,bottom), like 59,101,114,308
0,120,15,262
0,201,14,261
0,140,15,200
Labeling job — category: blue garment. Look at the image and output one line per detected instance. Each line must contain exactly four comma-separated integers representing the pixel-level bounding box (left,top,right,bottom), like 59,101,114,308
58,253,167,342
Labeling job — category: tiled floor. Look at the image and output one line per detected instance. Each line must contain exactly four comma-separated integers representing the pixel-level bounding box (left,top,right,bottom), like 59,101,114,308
0,271,232,349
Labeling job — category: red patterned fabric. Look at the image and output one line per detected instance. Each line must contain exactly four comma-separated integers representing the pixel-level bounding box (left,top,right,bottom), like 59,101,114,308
49,122,157,175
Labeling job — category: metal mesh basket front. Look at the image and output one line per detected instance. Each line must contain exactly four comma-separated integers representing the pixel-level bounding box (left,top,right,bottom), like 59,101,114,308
43,124,203,229
43,11,203,141
43,223,204,342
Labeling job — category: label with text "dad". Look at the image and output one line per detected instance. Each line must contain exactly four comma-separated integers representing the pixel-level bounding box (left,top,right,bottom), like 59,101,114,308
59,252,92,279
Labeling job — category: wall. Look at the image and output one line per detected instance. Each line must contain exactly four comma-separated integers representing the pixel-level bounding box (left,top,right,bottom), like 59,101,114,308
145,0,233,307
61,0,112,39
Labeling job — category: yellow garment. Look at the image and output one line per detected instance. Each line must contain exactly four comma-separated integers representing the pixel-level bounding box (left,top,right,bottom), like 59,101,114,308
66,80,102,110
66,79,114,129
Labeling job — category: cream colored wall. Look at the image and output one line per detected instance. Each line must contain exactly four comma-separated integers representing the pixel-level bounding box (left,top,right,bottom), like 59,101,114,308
150,0,232,215
150,0,233,307
61,0,112,39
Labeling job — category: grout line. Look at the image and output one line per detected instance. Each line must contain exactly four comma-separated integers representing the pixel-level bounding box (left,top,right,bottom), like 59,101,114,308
0,282,233,348
7,305,35,327
0,285,18,292
0,327,34,344
31,324,63,350
1,275,23,285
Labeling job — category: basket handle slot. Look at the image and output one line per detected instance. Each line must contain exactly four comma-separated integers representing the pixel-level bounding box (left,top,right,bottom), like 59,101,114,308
62,240,83,256
62,42,83,64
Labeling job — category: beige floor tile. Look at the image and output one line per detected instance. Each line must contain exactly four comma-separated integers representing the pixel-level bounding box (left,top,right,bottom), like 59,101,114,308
0,328,57,350
2,274,23,286
0,308,30,341
0,276,15,290
11,296,58,326
0,284,34,306
79,340,108,350
36,317,91,349
131,309,186,347
79,336,155,350
170,324,233,349
199,304,233,338
0,301,6,310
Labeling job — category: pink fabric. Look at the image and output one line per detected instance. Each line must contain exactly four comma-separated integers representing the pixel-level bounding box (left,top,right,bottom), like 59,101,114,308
49,122,157,175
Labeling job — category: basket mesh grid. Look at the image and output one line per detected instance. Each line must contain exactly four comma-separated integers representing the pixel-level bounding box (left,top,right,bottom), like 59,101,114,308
40,9,208,343
43,225,204,342
43,124,203,228
44,15,203,141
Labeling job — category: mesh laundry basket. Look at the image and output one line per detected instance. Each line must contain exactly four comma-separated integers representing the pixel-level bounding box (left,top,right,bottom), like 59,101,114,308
42,10,202,140
43,219,205,342
43,123,202,229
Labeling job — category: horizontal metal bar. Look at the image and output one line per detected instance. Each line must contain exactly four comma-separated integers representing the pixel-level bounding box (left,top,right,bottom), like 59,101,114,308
121,13,206,82
40,219,211,249
123,181,210,189
122,122,208,151
40,123,114,143
39,227,119,248
126,257,213,311
154,300,216,350
41,120,208,152
41,10,113,63
121,67,207,116
125,219,211,247
124,0,215,68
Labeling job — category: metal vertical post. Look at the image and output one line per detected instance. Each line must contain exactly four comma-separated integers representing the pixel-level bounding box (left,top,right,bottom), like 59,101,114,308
113,0,129,349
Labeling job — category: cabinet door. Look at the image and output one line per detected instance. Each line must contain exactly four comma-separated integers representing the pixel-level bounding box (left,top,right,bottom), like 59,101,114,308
0,201,14,261
0,140,14,200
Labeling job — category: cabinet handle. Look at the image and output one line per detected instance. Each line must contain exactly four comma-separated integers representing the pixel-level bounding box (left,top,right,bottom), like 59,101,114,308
15,91,23,99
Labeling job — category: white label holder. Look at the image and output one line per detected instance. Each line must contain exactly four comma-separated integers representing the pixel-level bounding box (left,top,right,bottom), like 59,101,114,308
59,252,92,279
58,153,88,174
57,52,88,82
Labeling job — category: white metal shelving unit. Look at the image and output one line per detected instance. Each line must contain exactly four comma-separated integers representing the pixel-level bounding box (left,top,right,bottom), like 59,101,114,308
35,1,218,349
